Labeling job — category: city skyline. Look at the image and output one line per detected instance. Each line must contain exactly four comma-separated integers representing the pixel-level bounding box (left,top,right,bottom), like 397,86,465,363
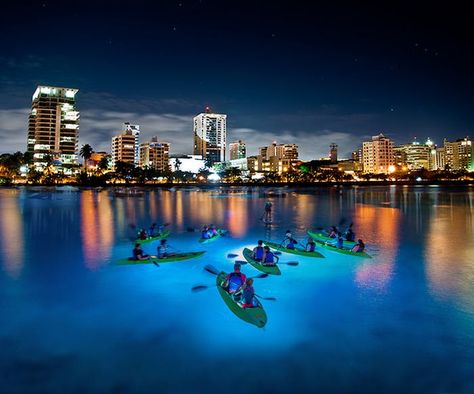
0,1,472,160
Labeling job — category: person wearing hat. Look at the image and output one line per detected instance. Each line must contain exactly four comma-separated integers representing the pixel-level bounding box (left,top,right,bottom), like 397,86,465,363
223,262,247,299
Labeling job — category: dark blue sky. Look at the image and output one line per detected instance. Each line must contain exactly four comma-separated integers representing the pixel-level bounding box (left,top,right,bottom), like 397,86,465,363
0,1,472,159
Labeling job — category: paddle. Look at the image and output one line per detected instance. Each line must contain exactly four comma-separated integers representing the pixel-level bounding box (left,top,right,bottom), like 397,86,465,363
227,253,239,258
255,294,276,301
192,266,268,292
277,261,299,266
152,261,160,268
235,260,248,265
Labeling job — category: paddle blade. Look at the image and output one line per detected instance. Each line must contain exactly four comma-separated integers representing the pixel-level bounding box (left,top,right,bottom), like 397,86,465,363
204,264,220,275
253,273,269,279
255,294,277,301
191,285,209,292
286,261,299,266
274,251,282,256
227,253,238,258
153,262,160,268
235,260,247,265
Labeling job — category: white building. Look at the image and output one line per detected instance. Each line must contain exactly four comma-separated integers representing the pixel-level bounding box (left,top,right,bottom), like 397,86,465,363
362,133,394,174
193,107,227,165
169,155,206,173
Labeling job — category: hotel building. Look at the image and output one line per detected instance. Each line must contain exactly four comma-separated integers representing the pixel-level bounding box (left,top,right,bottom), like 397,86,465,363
362,133,394,174
27,85,79,172
229,140,246,160
139,137,170,172
193,107,227,165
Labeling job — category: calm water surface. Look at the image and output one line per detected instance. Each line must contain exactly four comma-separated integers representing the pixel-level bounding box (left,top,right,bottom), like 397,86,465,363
0,186,473,393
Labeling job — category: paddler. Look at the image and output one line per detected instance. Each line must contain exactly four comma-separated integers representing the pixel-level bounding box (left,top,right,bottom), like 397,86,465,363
252,240,265,261
305,238,316,252
351,239,365,253
239,278,257,308
132,243,149,260
223,262,247,299
157,239,175,258
262,246,279,266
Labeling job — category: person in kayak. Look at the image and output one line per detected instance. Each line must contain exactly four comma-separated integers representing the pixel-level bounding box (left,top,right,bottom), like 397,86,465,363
239,278,257,308
201,226,211,239
328,226,338,238
157,239,176,258
138,229,148,240
209,224,218,237
252,240,265,261
148,223,157,237
333,232,344,249
286,238,297,250
305,238,316,252
345,225,355,242
223,263,247,298
351,239,365,253
132,243,149,260
262,246,279,266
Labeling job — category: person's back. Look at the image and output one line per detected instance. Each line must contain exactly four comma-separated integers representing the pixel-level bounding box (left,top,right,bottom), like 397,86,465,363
242,278,256,308
336,234,344,249
306,240,315,252
253,243,264,261
264,250,276,265
287,239,296,250
352,239,365,253
227,272,246,293
133,245,142,260
345,229,355,242
157,240,168,258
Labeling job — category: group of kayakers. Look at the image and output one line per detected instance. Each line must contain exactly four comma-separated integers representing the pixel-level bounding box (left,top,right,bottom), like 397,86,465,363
132,238,176,260
251,240,280,266
138,223,165,240
201,224,218,239
325,224,365,253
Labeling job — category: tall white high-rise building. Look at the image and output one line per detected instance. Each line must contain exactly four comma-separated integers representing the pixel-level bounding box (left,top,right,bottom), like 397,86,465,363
27,85,79,172
362,133,394,174
193,107,227,165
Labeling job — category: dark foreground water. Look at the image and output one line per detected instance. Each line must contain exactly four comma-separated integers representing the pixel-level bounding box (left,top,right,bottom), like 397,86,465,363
0,185,473,393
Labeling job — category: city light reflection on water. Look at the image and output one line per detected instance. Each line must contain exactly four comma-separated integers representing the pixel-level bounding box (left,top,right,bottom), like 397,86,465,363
0,186,473,393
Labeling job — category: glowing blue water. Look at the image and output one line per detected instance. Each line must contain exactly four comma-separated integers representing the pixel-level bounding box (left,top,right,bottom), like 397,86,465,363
0,186,473,393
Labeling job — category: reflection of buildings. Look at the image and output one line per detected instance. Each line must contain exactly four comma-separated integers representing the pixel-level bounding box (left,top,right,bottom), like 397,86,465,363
425,203,474,297
0,193,24,278
27,85,79,173
227,196,248,238
193,107,227,165
353,203,401,291
80,191,114,270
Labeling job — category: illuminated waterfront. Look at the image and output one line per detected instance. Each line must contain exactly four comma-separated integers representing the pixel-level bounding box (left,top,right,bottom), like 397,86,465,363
0,186,473,393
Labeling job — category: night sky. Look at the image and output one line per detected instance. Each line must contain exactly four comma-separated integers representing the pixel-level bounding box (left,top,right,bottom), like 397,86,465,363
0,1,472,159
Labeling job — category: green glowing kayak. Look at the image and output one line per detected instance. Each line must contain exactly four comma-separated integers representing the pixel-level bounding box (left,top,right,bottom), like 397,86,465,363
216,272,267,328
307,230,357,247
134,229,171,245
199,229,226,244
116,251,206,265
311,239,372,258
243,248,281,275
263,241,325,258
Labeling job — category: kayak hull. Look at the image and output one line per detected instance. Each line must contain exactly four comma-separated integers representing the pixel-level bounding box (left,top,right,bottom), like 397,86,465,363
310,239,372,258
216,272,267,328
135,229,171,245
263,241,324,258
116,251,206,265
243,248,281,275
307,230,357,247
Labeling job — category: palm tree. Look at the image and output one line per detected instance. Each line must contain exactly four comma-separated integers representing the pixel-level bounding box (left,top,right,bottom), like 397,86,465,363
79,144,93,169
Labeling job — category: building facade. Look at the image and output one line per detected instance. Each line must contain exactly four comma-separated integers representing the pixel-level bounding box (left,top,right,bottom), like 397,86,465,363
27,85,80,172
139,137,170,172
193,107,227,165
256,142,299,173
229,140,246,160
362,133,394,174
330,143,338,163
397,138,433,170
444,137,473,171
111,129,137,169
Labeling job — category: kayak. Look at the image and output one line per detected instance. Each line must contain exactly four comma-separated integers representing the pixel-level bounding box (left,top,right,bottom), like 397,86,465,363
243,248,281,275
216,272,267,328
263,241,324,258
134,229,171,245
199,229,226,244
307,230,357,247
116,251,206,265
311,239,372,258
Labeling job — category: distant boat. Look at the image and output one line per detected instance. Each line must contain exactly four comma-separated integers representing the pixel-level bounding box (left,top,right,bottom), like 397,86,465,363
112,188,144,198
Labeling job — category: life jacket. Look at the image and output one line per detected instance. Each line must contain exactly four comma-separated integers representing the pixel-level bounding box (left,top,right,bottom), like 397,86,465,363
227,272,245,292
307,243,315,252
254,246,264,260
265,252,275,263
287,242,295,250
